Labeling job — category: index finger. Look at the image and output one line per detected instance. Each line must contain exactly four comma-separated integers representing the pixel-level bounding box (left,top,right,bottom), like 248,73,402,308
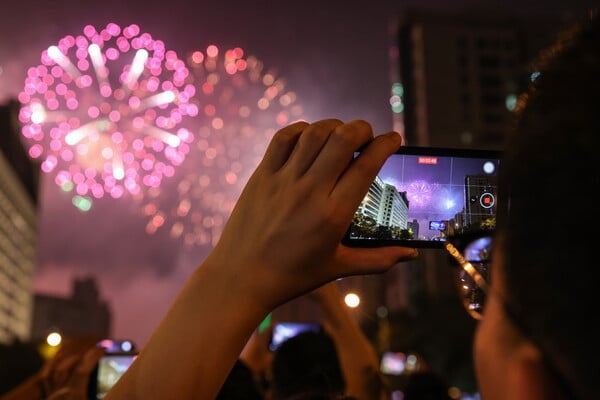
332,131,403,214
66,346,106,397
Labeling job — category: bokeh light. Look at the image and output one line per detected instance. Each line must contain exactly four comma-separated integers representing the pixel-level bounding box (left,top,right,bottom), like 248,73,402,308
344,292,360,308
139,45,305,248
17,22,198,201
46,331,62,347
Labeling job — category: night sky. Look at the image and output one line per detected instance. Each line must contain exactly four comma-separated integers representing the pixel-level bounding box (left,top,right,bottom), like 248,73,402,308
0,0,596,346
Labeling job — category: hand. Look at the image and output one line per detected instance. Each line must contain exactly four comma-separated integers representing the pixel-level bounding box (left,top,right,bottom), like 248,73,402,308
1,335,105,400
207,119,419,312
239,324,275,393
306,281,389,400
306,280,344,308
103,119,419,400
38,336,105,400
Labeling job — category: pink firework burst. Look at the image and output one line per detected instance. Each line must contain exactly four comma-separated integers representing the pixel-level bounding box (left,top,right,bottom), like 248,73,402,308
141,45,305,248
405,180,434,208
17,22,198,200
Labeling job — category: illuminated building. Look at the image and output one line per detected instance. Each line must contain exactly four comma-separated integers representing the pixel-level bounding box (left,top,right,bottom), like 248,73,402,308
380,183,410,230
407,219,419,240
357,175,410,230
357,176,385,222
0,100,39,344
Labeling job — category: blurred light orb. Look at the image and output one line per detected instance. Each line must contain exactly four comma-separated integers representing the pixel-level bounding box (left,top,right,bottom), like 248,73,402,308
344,293,360,308
140,44,305,248
46,331,62,347
120,340,134,352
18,22,198,200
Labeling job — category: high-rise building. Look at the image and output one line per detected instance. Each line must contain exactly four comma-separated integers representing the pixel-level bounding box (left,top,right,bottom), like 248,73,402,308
386,8,575,306
356,175,410,231
0,100,40,344
390,8,567,150
31,276,112,341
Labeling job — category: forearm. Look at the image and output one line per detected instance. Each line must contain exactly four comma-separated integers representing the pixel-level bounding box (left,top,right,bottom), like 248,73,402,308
322,295,379,364
102,120,416,400
105,259,271,400
0,374,44,400
321,297,385,400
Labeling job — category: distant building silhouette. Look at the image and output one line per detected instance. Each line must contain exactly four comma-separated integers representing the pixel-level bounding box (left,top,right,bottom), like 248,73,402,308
0,100,39,344
390,7,567,150
31,276,112,341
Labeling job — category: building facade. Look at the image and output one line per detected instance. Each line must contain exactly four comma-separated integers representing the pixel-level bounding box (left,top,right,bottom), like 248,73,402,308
356,175,410,232
31,276,111,341
390,8,565,150
0,100,39,344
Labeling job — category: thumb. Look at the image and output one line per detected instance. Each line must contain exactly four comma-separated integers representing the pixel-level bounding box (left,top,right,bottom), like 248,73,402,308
336,246,419,277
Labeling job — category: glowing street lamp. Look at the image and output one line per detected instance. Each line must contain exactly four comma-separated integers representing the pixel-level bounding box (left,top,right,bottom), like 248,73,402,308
46,331,62,347
39,330,62,360
344,292,360,308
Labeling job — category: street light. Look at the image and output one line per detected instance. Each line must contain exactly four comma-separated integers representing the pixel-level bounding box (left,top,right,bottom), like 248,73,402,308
46,331,62,347
344,292,360,308
39,330,62,360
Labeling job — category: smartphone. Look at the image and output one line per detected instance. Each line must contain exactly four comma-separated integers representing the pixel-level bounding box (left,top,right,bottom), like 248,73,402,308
269,322,322,351
95,339,136,353
87,352,138,399
342,146,502,248
380,352,406,375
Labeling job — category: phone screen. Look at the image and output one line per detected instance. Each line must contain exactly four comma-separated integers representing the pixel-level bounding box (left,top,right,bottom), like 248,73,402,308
269,322,322,351
89,354,137,399
342,146,502,248
380,352,406,375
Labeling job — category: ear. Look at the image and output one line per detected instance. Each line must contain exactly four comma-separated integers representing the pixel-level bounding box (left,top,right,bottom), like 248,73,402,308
505,344,563,400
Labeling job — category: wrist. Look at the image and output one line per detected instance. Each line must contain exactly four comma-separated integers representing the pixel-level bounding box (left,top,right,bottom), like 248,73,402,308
200,250,283,316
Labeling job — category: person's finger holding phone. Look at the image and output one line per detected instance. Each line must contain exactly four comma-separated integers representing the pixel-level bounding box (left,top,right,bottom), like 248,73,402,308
0,335,105,400
307,281,389,400
46,345,106,400
105,119,419,400
207,119,419,311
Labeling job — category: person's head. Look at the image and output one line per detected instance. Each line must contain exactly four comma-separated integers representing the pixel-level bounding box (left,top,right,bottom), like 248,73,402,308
0,340,44,395
216,359,263,400
403,371,452,400
475,12,600,400
268,329,345,400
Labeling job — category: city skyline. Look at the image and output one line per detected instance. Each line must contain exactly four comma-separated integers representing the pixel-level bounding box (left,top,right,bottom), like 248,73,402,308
0,0,596,347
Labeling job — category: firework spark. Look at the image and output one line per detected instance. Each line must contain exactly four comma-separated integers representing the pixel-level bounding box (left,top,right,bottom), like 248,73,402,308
18,22,198,201
140,45,305,248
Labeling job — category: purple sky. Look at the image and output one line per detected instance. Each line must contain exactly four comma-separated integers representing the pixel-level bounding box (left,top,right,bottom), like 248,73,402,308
0,0,596,346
